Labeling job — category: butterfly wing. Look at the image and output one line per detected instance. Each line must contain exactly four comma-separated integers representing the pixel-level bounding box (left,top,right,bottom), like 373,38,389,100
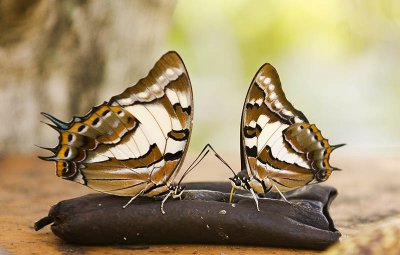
41,51,193,197
241,63,341,193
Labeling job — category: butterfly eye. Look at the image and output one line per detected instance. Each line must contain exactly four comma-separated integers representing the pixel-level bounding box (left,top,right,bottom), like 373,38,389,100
234,177,242,187
229,177,241,187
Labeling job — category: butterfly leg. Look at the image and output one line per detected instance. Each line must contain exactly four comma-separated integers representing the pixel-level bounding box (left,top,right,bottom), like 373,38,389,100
229,186,237,203
172,188,184,200
249,188,260,211
122,190,144,209
273,184,288,202
160,190,173,215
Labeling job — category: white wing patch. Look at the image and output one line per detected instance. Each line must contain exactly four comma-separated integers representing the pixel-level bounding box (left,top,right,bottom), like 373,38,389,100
126,105,167,151
175,89,189,109
165,88,180,106
165,139,186,155
257,121,285,153
144,103,173,137
85,153,109,164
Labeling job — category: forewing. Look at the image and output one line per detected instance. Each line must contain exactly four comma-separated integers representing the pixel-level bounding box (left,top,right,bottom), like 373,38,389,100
41,51,193,197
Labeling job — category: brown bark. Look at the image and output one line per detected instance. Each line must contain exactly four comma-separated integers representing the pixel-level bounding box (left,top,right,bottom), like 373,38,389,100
0,0,176,153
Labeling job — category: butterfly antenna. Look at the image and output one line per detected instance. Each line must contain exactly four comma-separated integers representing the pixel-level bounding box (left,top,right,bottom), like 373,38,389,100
206,144,237,176
174,144,211,184
182,143,212,173
177,148,210,186
176,144,237,186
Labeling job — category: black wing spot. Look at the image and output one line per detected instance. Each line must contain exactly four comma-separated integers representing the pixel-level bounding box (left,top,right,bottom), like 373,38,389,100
77,125,85,133
184,106,192,115
68,134,73,142
102,110,111,116
164,150,184,161
245,146,258,157
92,117,100,126
64,148,70,158
246,102,260,110
244,124,262,138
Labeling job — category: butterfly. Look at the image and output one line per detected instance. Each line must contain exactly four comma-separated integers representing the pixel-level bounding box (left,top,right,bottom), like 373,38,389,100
228,63,344,210
39,51,194,213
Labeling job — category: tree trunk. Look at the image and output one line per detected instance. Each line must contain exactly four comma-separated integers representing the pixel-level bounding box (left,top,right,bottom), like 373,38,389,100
0,0,177,153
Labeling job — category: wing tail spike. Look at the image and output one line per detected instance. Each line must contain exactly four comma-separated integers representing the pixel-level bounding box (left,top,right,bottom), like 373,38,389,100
40,121,62,133
332,143,346,150
35,144,58,154
41,112,69,130
38,155,58,161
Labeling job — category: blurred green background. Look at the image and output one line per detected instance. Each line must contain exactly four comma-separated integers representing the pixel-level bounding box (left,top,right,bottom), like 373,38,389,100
0,0,399,156
167,0,400,154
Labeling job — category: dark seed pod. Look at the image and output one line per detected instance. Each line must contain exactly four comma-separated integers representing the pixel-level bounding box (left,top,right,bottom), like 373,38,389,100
35,182,340,250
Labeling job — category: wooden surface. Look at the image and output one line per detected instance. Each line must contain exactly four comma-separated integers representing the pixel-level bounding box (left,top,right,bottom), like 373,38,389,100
0,152,399,254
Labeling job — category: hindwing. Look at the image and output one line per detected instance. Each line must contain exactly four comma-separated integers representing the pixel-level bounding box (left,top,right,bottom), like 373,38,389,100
41,51,193,197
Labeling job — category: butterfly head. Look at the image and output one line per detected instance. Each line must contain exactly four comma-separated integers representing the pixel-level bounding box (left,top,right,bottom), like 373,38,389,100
229,175,243,189
229,171,251,203
170,184,185,199
229,171,250,191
